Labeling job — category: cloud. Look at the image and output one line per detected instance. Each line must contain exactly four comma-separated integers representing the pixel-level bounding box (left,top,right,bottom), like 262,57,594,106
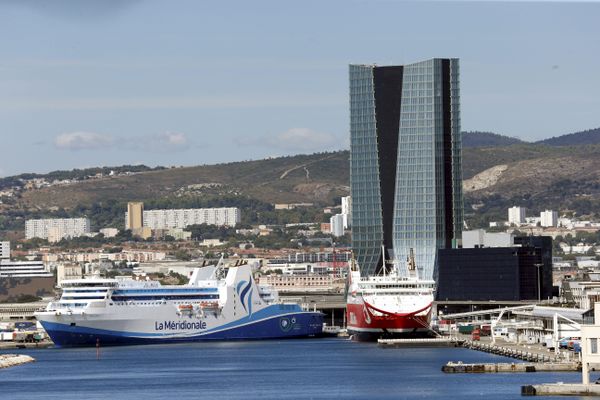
0,94,344,111
54,132,114,150
123,132,191,153
52,131,193,153
2,0,141,20
238,128,341,153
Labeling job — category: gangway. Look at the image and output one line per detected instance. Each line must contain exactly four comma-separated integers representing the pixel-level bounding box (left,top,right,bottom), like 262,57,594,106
441,305,535,320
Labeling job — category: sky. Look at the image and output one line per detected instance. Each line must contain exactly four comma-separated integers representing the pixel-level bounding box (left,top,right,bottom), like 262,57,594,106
0,0,599,177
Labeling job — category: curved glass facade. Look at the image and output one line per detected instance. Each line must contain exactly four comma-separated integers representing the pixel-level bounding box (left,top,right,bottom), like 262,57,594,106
349,65,383,276
350,59,463,280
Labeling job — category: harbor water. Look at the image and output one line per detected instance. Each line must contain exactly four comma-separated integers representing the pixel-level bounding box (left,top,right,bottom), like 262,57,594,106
0,338,588,399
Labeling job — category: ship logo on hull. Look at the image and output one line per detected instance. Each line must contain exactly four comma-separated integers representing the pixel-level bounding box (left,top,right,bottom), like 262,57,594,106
363,305,372,324
236,278,254,316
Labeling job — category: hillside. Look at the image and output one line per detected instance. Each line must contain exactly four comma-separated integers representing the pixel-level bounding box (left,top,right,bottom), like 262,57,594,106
462,131,524,148
18,152,349,210
2,131,600,234
535,127,600,147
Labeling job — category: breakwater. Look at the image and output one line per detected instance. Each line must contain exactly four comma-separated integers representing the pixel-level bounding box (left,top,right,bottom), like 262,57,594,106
0,354,35,369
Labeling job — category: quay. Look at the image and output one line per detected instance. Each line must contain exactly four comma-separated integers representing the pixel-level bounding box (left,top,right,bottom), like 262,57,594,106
0,341,53,350
0,354,35,369
462,339,563,363
378,337,463,348
443,361,579,373
522,384,600,396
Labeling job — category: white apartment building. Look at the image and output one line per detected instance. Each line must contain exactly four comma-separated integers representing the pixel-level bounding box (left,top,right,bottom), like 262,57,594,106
0,259,53,278
540,210,558,227
25,218,91,241
340,196,352,229
330,214,345,237
462,229,514,248
508,206,527,225
128,207,240,229
0,241,9,259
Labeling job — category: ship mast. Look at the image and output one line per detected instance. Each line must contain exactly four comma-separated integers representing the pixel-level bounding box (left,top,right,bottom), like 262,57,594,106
407,248,418,279
381,244,386,277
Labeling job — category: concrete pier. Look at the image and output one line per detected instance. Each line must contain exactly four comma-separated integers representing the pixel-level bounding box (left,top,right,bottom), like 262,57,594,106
0,354,35,369
443,361,580,373
378,337,463,348
462,339,562,363
522,383,600,396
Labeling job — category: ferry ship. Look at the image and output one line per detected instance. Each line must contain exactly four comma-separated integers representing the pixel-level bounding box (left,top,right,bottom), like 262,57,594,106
35,261,324,346
346,249,435,341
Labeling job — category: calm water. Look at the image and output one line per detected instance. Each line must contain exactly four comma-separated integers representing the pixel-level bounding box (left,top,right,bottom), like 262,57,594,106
0,338,588,399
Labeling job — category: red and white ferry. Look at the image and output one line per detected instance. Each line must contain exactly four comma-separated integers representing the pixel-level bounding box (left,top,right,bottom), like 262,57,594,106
346,250,435,341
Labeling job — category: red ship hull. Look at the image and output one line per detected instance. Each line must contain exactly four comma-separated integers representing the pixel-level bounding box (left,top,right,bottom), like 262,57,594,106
346,301,432,341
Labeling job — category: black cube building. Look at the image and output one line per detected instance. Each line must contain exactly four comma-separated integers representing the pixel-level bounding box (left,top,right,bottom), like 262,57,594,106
436,244,551,302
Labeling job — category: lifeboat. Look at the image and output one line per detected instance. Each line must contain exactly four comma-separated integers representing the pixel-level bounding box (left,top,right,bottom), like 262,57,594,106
200,301,219,309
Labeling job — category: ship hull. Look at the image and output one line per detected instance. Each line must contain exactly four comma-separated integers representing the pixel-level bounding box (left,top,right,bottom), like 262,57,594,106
38,308,324,347
346,302,432,342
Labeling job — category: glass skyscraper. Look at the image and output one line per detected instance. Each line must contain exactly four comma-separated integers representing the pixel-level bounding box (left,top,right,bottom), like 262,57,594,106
350,59,463,280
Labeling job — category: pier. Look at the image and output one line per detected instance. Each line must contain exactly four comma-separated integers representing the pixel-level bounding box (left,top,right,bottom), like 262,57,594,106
462,339,564,363
0,354,35,369
522,384,600,396
378,337,463,348
443,361,579,373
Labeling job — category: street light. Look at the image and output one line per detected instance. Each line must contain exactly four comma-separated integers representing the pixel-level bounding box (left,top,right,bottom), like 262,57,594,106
534,263,543,301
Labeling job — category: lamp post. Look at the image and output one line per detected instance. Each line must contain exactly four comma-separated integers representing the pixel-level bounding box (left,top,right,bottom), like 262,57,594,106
535,263,543,301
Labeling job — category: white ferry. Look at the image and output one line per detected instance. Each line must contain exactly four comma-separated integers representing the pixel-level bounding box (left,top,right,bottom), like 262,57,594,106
346,249,435,341
35,261,324,346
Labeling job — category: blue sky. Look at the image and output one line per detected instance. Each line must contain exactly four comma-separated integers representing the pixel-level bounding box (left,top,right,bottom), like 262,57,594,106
0,0,598,176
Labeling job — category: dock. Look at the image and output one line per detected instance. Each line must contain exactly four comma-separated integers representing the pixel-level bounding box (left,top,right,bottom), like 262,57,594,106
462,339,563,363
522,383,600,396
443,361,580,373
0,341,53,350
0,354,35,369
378,337,463,348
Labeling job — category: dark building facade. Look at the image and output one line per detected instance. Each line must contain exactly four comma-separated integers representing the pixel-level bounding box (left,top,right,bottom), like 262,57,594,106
350,59,463,279
514,235,553,300
436,246,551,302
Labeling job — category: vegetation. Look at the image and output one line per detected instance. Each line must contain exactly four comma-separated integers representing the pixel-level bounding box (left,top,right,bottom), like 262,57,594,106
536,127,600,147
462,131,524,148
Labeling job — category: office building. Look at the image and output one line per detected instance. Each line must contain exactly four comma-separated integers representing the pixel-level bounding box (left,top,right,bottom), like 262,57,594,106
128,207,241,230
25,218,91,241
540,210,558,227
126,202,144,230
508,206,527,225
514,235,553,300
0,241,9,259
436,246,550,302
350,59,463,279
